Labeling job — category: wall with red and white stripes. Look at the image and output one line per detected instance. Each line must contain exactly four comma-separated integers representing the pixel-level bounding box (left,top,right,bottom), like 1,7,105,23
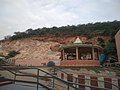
57,73,120,90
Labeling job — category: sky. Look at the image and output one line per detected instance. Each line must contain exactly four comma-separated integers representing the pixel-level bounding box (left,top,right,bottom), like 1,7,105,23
0,0,120,39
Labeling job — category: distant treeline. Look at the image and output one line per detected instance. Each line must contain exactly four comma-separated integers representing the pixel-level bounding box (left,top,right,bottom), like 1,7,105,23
9,20,120,40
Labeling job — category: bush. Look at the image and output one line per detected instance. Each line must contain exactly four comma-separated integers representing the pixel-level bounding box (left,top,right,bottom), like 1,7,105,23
6,50,20,59
47,61,55,67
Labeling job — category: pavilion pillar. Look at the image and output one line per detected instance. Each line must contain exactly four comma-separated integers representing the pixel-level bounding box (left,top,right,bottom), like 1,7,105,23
92,47,95,60
97,49,99,60
76,47,79,60
62,50,65,60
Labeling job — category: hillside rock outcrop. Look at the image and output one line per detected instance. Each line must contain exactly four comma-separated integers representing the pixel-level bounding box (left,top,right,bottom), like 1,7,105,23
0,38,61,66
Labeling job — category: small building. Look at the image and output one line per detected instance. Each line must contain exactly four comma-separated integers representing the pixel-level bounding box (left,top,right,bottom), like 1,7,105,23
58,37,103,67
115,29,120,62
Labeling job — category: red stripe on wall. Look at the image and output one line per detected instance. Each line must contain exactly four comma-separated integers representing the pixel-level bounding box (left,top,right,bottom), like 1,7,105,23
67,74,73,82
104,78,112,89
78,75,85,90
90,76,98,90
61,73,64,79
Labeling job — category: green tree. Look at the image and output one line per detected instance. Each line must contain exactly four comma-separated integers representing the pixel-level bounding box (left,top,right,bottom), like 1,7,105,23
6,50,20,59
104,40,117,56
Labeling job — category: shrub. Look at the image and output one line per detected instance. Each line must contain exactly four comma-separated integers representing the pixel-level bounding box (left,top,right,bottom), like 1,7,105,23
6,50,20,59
47,61,55,67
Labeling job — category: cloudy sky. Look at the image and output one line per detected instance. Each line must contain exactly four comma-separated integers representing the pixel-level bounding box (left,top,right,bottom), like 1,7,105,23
0,0,120,39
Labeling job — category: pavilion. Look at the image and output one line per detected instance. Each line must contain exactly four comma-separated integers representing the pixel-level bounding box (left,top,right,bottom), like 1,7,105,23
58,37,103,67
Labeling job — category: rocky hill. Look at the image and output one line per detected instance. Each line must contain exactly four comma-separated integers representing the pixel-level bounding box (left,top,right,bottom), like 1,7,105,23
0,37,61,66
0,35,110,66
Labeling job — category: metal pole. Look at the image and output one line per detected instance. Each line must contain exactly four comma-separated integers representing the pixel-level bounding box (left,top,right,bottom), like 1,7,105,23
14,70,17,84
52,67,55,90
14,74,16,84
67,83,69,90
37,69,39,90
75,78,77,88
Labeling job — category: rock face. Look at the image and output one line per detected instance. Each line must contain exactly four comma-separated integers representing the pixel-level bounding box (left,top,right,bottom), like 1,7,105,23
0,35,111,66
0,38,61,66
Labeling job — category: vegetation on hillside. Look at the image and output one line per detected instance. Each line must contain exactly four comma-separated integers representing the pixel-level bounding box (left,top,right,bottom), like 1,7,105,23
0,50,20,59
6,50,20,59
5,20,120,62
9,20,120,40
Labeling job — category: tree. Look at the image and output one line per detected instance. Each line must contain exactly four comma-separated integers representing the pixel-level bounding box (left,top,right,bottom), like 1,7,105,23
6,50,20,59
104,42,116,55
97,38,105,48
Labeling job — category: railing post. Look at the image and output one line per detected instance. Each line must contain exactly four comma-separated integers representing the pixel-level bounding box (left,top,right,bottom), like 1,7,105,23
14,74,16,84
75,78,77,88
52,67,55,90
13,70,17,84
67,83,69,90
37,69,39,90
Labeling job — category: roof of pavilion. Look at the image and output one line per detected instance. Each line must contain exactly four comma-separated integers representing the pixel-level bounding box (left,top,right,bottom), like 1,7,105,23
58,37,103,51
58,43,103,51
